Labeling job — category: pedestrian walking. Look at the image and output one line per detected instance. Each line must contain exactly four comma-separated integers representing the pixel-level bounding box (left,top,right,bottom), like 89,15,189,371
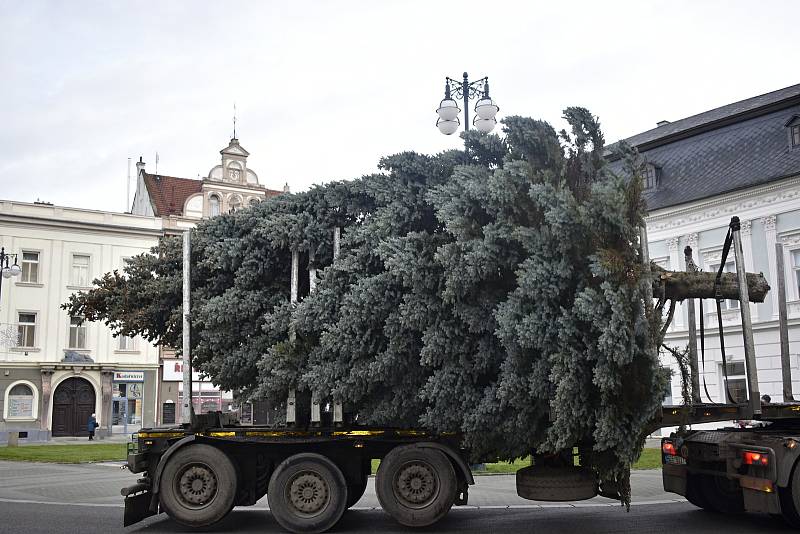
88,413,97,441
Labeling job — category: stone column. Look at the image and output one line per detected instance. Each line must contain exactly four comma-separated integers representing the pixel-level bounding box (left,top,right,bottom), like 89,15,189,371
762,216,778,318
100,370,114,438
740,220,757,319
40,368,54,435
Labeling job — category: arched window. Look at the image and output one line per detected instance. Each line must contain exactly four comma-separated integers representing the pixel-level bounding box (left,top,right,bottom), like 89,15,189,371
209,194,221,217
249,198,259,207
4,381,37,419
229,195,242,213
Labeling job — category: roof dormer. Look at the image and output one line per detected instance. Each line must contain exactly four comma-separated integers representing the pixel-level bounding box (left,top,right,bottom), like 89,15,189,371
786,115,800,148
207,138,260,185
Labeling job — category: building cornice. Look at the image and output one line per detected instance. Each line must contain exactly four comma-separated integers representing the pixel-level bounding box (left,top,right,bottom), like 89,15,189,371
0,204,164,238
645,173,800,241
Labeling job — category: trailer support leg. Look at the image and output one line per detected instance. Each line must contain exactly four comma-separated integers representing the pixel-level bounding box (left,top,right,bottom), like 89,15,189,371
731,217,760,416
776,242,795,402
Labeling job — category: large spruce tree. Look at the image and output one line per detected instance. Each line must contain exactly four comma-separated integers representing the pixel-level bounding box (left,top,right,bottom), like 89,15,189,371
65,110,708,502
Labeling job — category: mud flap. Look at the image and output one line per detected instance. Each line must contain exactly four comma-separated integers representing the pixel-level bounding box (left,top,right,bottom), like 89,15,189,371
124,492,157,527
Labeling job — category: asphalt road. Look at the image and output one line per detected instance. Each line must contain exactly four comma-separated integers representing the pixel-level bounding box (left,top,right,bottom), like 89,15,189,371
0,460,794,533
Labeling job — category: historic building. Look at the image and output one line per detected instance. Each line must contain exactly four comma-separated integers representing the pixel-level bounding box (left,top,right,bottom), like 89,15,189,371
608,83,800,413
0,201,162,442
131,137,282,424
131,137,283,232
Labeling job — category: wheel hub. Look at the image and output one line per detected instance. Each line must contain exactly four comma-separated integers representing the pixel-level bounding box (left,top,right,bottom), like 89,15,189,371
395,461,438,507
178,464,218,506
288,471,330,516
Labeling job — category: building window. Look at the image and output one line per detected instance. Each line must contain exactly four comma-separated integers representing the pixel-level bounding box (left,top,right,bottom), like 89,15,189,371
118,335,135,351
209,194,220,217
71,254,90,286
793,250,800,296
21,251,40,283
4,381,38,419
69,316,87,349
249,198,259,207
709,261,739,310
17,312,36,348
721,360,747,403
229,195,242,213
791,125,800,148
642,163,660,190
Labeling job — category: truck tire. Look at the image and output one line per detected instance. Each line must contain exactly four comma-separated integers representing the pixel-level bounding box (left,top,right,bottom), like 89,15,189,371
779,460,800,527
516,465,597,501
699,474,744,514
375,444,457,527
268,453,348,534
158,444,238,528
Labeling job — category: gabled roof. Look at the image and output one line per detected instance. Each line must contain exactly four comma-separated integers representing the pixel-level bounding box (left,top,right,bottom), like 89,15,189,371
142,173,202,216
606,83,800,211
607,83,800,156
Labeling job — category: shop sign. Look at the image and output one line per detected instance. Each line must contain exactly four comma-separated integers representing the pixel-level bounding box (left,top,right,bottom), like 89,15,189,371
163,359,206,382
114,371,144,382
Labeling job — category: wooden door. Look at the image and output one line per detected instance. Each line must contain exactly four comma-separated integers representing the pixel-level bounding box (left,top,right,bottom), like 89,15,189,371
52,377,95,436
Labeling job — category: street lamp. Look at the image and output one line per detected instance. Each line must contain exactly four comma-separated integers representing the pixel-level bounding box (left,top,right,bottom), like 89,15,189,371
436,72,500,136
0,247,21,310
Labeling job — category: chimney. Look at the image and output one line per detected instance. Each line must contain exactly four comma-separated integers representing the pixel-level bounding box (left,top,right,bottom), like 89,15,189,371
136,156,146,176
656,120,670,127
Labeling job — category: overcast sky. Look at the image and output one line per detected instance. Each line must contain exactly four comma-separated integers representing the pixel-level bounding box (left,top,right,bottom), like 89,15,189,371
1,0,798,213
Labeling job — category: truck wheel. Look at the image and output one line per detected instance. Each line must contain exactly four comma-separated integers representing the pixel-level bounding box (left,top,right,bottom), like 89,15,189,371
159,444,238,527
375,444,457,527
268,453,348,534
779,460,800,527
516,466,597,501
699,474,744,514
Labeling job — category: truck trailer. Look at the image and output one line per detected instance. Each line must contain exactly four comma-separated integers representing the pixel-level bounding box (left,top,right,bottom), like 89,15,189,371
121,217,800,532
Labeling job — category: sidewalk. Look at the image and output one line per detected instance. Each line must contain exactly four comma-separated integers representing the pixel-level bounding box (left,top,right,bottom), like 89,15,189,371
15,434,133,446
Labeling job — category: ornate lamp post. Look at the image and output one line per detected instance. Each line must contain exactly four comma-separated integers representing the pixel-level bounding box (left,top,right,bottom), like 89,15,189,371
436,72,500,136
0,247,21,309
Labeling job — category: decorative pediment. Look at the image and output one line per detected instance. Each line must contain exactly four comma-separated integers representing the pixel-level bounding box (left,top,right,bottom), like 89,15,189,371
220,138,250,157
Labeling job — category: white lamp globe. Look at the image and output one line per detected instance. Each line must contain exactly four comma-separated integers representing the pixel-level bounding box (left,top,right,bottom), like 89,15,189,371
437,118,460,135
436,99,461,121
9,263,21,277
473,117,497,133
475,97,499,120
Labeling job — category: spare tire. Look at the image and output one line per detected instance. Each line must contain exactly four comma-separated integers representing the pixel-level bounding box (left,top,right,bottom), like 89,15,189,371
516,465,598,501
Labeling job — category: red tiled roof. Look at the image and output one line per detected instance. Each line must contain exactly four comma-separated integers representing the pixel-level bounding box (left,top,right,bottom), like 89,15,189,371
142,173,202,216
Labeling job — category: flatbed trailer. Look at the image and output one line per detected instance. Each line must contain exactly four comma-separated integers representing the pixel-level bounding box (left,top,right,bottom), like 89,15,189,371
120,216,800,531
123,420,473,533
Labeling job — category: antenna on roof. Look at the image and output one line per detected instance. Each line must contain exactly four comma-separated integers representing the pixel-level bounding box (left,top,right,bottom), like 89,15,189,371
232,103,237,139
127,157,131,213
155,152,159,174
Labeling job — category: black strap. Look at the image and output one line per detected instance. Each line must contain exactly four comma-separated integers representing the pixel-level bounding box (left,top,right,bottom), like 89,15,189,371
714,227,737,404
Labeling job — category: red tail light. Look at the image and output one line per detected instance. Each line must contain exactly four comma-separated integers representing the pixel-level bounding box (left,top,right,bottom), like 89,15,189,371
743,451,769,466
662,441,677,456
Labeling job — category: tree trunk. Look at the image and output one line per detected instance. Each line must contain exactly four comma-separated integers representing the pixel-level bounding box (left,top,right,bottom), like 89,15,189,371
651,267,769,303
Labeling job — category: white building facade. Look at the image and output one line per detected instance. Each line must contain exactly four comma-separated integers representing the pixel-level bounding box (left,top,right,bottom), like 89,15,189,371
609,84,800,416
0,201,163,442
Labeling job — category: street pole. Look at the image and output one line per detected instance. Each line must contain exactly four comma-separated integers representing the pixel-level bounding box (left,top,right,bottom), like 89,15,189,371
462,72,470,133
182,230,193,424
